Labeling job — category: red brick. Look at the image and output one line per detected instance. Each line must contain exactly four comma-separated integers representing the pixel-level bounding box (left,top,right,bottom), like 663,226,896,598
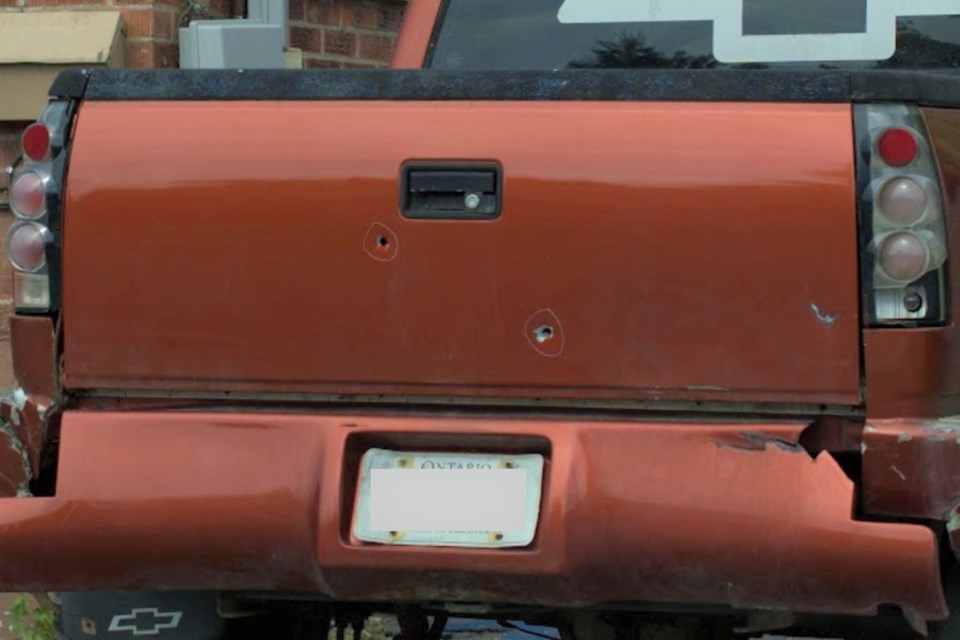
345,1,378,29
342,61,378,68
323,29,355,56
121,9,149,36
113,0,179,7
125,40,176,68
358,33,393,62
155,8,176,38
22,0,105,6
290,25,321,53
378,2,404,32
289,0,304,21
304,0,337,26
304,57,341,68
0,126,24,187
203,0,233,18
122,8,176,40
125,40,152,68
153,41,178,67
0,0,22,7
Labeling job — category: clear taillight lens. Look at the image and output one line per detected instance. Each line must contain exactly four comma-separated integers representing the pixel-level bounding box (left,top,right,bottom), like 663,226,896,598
876,231,945,284
9,170,48,219
13,273,50,311
877,177,928,226
857,105,949,326
6,223,48,273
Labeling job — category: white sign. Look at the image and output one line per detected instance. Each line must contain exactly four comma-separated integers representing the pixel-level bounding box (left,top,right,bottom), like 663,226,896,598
558,0,960,62
353,449,544,548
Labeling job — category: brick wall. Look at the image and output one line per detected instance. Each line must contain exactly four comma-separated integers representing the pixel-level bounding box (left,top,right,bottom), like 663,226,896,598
292,0,405,68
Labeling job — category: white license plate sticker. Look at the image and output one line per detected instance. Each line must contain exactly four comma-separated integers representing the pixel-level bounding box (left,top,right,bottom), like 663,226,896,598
353,449,544,548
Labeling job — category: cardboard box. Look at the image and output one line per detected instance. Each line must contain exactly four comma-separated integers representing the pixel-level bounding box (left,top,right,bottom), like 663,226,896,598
0,11,125,121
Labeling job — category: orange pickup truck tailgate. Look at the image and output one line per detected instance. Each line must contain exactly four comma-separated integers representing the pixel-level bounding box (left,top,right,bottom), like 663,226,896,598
62,101,860,405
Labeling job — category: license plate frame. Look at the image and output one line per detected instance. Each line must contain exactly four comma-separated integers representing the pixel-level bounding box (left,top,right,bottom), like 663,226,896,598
352,448,545,549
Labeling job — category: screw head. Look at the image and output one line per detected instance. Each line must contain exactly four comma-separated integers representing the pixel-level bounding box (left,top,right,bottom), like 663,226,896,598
904,292,924,313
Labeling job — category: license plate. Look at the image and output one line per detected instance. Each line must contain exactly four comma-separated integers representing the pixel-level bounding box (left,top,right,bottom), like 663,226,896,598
352,449,544,548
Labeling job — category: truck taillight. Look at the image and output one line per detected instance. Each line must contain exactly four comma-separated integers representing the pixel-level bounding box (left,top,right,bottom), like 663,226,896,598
9,170,48,219
5,102,69,314
7,223,48,272
20,123,51,163
856,105,949,326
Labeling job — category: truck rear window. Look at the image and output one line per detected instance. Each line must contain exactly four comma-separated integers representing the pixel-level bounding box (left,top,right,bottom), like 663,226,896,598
428,0,960,70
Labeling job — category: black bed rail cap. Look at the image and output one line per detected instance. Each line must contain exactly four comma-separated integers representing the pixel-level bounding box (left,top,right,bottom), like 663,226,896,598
49,68,92,100
52,67,960,107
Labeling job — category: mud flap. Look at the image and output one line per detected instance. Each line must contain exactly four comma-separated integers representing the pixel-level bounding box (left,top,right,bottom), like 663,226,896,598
57,592,223,640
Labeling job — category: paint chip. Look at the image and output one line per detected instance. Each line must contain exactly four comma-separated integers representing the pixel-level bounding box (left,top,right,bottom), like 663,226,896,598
810,303,837,326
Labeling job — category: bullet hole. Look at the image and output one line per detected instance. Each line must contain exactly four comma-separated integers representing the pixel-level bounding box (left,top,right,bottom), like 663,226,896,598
524,309,565,357
494,533,504,541
534,325,555,344
364,223,399,262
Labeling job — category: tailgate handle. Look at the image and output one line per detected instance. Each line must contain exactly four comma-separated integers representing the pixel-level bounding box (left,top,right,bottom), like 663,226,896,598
402,163,502,220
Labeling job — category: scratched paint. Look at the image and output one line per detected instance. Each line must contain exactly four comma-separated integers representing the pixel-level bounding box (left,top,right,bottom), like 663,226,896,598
810,304,838,326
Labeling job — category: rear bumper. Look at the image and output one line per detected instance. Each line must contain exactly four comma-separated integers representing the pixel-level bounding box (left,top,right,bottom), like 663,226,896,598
0,411,947,622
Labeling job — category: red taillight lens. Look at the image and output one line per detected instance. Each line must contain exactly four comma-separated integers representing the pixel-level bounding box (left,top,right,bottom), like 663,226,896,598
21,123,51,162
6,223,48,273
878,127,919,167
10,171,47,219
